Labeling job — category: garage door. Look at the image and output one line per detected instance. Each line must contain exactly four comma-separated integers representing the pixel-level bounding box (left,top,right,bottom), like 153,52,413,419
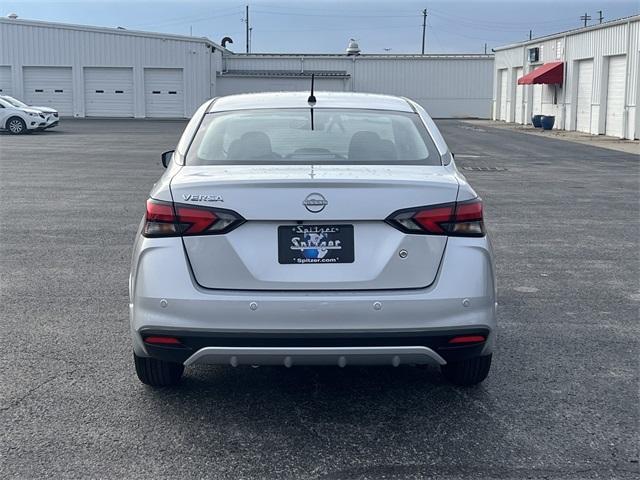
23,66,73,116
499,69,508,121
605,55,626,138
0,66,11,96
575,59,593,133
84,67,134,117
514,67,523,124
144,68,184,118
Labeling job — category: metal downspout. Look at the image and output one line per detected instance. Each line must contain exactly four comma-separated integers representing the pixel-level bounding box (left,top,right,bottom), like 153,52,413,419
622,19,632,139
561,34,568,130
352,56,356,92
521,45,528,124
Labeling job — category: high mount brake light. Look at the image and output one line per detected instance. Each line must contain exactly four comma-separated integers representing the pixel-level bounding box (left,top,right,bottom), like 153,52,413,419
143,199,244,237
386,198,485,237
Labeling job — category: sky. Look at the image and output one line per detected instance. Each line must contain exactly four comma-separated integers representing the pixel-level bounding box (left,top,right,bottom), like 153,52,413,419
1,0,638,54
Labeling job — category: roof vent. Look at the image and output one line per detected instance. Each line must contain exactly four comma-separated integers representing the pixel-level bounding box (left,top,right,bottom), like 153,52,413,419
7,13,18,19
346,38,361,56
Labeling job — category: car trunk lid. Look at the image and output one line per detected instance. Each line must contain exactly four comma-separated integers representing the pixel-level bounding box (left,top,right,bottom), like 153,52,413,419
170,165,458,290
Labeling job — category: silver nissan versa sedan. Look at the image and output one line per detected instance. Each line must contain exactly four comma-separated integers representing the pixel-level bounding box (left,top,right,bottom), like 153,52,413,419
129,91,497,387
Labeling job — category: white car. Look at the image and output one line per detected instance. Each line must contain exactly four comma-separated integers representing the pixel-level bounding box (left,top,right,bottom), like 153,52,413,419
0,95,59,131
130,92,497,387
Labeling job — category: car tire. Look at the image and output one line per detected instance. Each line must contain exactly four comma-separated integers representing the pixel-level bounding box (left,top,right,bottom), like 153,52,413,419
6,117,27,135
134,353,184,386
441,354,492,386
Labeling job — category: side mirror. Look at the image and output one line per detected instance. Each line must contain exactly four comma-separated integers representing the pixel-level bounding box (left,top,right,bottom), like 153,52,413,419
161,150,174,168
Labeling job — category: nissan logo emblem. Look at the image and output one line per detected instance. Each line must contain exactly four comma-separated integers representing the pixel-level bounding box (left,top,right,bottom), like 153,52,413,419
303,193,328,213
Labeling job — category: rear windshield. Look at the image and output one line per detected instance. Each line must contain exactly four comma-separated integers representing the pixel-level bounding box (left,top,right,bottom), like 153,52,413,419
186,108,441,166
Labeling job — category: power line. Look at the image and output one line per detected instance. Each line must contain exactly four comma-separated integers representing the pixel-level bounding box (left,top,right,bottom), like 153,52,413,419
128,10,243,29
251,9,417,18
427,7,580,30
251,23,422,34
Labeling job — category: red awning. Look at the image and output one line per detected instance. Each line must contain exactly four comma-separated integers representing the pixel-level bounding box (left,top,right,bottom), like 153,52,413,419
517,62,564,85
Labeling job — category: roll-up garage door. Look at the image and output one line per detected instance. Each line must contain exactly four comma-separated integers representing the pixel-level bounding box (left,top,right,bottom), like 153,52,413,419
84,67,134,117
23,67,73,116
0,66,12,96
514,67,523,124
144,68,184,118
575,59,593,133
499,69,508,121
604,55,626,138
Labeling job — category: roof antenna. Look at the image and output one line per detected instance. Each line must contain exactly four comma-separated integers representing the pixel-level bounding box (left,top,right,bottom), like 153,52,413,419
308,73,316,105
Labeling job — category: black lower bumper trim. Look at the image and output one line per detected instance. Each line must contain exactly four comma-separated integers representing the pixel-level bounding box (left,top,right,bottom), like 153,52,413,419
140,328,490,365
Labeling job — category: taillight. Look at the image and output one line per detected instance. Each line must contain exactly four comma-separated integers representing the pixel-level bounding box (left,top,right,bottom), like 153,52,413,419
386,198,485,237
143,199,244,237
144,200,178,237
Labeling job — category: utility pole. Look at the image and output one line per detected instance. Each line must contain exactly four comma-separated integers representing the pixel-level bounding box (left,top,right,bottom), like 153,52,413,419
580,12,591,27
245,5,250,53
529,29,532,40
484,43,487,54
421,9,427,55
597,10,604,24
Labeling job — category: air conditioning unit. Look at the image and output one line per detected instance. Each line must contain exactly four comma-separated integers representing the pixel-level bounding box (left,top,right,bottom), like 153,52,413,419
528,47,540,63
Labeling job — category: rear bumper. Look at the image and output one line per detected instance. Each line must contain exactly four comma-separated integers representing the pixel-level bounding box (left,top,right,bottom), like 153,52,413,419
130,234,497,364
139,327,490,366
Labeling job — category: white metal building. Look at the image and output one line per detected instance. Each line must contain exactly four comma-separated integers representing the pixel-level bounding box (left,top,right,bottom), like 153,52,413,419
1,17,494,119
492,15,639,140
218,54,494,118
0,17,223,118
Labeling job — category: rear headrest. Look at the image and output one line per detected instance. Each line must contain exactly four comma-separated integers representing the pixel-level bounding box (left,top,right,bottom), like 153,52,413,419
348,131,381,160
227,131,273,160
348,131,397,161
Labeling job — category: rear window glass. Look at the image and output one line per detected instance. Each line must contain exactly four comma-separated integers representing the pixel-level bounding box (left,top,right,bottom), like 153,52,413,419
186,108,441,166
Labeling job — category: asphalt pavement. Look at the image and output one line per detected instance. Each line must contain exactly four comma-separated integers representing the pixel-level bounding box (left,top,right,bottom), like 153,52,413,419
0,119,638,479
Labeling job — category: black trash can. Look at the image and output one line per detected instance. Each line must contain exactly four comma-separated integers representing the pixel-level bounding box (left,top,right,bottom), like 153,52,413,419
541,115,555,130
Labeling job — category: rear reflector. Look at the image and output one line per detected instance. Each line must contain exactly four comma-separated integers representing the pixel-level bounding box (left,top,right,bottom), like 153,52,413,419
448,335,486,345
143,199,244,237
144,336,182,345
386,198,485,237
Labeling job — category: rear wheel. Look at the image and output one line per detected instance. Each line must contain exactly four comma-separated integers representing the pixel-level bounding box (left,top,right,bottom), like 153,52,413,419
134,353,184,386
6,117,26,135
441,354,492,386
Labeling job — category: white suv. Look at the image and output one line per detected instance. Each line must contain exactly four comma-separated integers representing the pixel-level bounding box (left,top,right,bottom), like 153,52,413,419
0,96,57,134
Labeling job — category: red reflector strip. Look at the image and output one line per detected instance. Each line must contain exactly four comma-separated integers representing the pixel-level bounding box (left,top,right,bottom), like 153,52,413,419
144,336,182,345
448,335,486,344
